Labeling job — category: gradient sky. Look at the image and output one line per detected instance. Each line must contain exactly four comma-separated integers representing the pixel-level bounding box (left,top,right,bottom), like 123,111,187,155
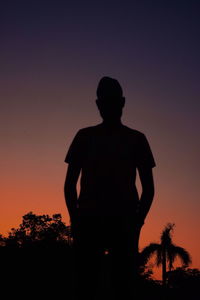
1,1,200,278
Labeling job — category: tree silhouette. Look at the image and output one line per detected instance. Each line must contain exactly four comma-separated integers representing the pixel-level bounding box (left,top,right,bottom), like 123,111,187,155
0,212,74,298
4,212,72,248
168,267,200,288
140,223,192,286
167,267,200,299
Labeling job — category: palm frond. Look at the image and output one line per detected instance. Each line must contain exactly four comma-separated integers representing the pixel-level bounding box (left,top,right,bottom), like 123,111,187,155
140,243,161,265
168,244,192,267
155,247,162,267
161,223,175,246
167,245,177,270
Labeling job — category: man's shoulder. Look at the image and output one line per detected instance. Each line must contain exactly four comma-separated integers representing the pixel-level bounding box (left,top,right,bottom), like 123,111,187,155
77,124,101,134
75,124,101,140
123,125,145,138
77,124,146,140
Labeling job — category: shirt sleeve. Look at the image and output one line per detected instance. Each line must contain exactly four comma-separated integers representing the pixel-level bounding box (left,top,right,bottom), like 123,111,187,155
64,130,85,165
136,133,156,169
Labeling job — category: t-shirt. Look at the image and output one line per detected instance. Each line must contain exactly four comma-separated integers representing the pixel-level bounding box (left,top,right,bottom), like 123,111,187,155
64,123,156,217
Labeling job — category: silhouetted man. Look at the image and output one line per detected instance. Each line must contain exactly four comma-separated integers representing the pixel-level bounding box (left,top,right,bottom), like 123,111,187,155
64,77,155,299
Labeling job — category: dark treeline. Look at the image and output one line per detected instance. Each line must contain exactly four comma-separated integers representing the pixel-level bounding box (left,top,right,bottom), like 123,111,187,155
0,212,199,299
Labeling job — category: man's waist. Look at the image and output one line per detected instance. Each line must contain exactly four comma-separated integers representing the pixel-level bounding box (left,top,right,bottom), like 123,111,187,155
78,199,138,216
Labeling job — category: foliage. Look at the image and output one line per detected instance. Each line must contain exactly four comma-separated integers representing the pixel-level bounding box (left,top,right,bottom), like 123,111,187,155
167,267,200,289
2,212,72,248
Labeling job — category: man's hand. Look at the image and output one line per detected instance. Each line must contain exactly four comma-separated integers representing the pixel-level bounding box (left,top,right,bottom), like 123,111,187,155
135,204,145,229
70,207,80,237
64,162,81,237
137,166,155,227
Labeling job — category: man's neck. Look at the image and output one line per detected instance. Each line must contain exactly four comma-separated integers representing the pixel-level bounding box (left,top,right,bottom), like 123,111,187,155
102,119,122,128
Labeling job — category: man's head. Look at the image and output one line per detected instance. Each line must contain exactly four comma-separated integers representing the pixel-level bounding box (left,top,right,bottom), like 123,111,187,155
96,77,125,122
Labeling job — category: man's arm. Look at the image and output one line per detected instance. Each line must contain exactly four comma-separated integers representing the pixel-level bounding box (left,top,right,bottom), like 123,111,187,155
64,163,81,223
137,167,155,225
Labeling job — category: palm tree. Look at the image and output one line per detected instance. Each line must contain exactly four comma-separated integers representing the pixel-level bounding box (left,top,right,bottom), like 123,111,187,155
140,223,192,286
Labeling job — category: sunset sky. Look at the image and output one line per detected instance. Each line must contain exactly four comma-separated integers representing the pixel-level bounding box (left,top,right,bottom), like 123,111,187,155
1,1,200,278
